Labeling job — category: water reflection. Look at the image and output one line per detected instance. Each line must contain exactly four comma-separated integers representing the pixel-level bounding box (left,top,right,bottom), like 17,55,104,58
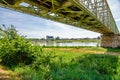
40,42,100,47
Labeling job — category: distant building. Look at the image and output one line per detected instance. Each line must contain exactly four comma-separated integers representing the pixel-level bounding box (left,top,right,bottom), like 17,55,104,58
46,36,54,40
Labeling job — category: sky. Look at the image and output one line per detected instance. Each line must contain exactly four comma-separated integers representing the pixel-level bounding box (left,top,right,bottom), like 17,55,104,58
0,0,120,39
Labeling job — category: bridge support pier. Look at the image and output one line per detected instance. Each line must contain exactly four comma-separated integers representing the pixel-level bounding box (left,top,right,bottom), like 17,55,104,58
101,34,120,48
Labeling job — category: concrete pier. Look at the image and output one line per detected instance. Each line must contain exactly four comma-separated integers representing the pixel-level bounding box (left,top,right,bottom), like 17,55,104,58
101,34,120,48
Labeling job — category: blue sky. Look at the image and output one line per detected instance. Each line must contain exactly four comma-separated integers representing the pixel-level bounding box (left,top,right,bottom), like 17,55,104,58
0,0,120,39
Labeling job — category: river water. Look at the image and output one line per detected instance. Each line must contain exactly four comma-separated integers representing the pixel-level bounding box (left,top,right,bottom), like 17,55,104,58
40,42,100,47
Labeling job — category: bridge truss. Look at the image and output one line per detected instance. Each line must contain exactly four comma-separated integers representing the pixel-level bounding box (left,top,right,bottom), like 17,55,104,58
0,0,119,34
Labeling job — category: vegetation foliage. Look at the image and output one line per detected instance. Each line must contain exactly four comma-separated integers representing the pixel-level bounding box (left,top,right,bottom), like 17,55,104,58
0,25,34,67
0,25,120,80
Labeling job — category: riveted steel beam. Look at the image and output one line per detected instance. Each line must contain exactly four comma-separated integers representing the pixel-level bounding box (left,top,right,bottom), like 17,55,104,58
0,0,119,34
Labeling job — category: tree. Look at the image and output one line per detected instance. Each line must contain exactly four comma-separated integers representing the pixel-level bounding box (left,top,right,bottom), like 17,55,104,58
55,36,60,40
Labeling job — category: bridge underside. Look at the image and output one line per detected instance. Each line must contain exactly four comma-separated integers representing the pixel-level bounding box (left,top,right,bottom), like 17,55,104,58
0,0,119,34
0,0,120,48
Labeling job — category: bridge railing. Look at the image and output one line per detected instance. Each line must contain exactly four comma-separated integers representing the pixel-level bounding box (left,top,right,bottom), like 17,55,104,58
75,0,119,34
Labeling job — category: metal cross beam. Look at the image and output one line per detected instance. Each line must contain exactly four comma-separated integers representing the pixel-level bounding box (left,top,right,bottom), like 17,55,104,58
0,0,119,34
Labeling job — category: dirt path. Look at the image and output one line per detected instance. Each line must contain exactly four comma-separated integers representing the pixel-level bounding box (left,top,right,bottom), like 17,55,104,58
105,52,120,56
0,65,20,80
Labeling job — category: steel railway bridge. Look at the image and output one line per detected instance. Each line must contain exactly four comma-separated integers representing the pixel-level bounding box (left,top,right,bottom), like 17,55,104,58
0,0,120,48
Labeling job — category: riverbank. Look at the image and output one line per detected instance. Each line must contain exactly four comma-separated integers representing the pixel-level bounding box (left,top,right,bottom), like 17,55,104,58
42,46,120,53
30,39,100,44
1,26,120,80
54,39,100,43
1,47,120,80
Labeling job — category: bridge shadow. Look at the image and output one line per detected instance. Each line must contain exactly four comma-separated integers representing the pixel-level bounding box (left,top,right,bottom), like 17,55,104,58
106,48,120,53
105,48,120,56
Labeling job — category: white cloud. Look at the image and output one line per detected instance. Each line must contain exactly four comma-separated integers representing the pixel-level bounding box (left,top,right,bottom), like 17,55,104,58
116,19,120,22
107,0,120,21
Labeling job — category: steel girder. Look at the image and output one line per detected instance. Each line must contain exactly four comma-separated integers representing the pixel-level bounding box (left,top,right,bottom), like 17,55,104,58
0,0,119,34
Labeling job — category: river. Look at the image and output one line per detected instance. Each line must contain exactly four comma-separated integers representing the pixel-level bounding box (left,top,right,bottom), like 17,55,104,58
40,42,100,47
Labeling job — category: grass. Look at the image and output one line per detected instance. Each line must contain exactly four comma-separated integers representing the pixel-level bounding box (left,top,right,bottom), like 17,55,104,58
106,48,120,53
14,47,120,80
1,46,120,80
1,26,119,80
43,46,106,54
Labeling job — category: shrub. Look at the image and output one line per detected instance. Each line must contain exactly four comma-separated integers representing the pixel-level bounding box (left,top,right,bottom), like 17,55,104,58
0,25,34,67
31,47,56,79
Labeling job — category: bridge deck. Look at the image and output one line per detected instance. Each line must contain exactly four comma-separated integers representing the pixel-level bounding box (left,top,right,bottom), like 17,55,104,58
0,0,119,34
